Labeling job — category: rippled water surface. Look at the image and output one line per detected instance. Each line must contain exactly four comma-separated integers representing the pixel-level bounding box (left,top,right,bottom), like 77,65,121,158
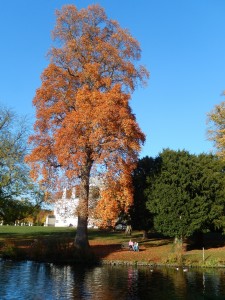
1,259,225,299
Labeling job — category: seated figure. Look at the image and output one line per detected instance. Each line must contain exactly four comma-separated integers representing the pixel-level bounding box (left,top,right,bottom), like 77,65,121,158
133,241,139,251
128,239,133,250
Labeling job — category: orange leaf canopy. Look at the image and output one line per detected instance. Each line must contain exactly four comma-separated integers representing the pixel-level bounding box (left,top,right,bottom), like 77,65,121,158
26,4,149,225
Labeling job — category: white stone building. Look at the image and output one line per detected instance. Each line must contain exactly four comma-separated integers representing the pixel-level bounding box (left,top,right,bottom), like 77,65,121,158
53,187,79,227
46,184,99,227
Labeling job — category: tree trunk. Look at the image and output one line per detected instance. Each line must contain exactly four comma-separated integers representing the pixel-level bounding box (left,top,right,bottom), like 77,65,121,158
142,229,148,239
75,202,89,249
74,162,92,250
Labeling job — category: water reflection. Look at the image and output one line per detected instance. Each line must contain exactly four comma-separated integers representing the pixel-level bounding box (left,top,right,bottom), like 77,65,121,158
1,259,225,299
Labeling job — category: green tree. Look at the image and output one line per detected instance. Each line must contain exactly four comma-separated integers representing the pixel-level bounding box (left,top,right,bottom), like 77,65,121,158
129,156,158,237
208,100,225,159
0,105,45,223
0,106,30,199
0,198,35,225
146,149,225,241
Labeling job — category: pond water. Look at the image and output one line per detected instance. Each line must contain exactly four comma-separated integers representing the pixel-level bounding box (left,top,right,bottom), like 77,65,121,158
1,259,225,299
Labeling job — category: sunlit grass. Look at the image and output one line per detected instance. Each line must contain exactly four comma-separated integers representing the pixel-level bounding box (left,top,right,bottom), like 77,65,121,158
0,225,144,242
0,225,76,240
1,226,225,267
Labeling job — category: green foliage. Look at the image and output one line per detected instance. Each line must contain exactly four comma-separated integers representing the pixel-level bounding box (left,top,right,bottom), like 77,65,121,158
0,106,30,199
146,149,225,239
130,156,158,231
0,105,45,224
0,198,36,224
208,100,225,159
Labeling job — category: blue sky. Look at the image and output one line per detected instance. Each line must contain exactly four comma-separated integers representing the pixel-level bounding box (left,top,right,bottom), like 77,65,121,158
1,0,225,158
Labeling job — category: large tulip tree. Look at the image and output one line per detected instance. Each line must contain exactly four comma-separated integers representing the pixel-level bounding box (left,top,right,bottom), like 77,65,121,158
26,4,149,249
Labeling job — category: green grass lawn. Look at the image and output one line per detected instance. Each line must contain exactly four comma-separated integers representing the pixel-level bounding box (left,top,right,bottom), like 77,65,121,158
0,225,76,238
0,225,143,241
1,226,225,267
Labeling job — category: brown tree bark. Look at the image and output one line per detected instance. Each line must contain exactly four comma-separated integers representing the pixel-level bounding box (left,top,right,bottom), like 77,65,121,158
75,214,89,249
142,230,148,239
75,160,92,249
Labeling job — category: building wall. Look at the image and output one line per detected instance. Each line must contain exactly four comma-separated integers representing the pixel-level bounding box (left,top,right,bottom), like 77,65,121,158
51,187,98,228
54,187,78,227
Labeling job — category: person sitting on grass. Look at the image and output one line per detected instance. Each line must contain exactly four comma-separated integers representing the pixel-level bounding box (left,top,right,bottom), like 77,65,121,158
133,241,139,251
128,239,134,250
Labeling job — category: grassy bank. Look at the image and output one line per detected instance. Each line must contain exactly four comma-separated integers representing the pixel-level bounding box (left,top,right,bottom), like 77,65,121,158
1,226,225,267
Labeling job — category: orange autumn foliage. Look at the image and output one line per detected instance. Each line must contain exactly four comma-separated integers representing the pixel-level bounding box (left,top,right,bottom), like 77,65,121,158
25,4,149,248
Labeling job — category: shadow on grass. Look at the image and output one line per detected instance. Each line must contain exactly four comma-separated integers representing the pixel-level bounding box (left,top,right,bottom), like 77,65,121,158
90,243,146,260
2,227,225,264
140,236,173,247
186,232,225,251
91,243,121,259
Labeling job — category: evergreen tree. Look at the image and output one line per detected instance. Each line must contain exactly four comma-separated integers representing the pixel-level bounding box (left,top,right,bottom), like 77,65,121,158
146,149,225,240
130,156,159,237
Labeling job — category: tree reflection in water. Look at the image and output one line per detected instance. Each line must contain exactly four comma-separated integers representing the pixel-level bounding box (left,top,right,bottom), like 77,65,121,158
0,259,225,299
